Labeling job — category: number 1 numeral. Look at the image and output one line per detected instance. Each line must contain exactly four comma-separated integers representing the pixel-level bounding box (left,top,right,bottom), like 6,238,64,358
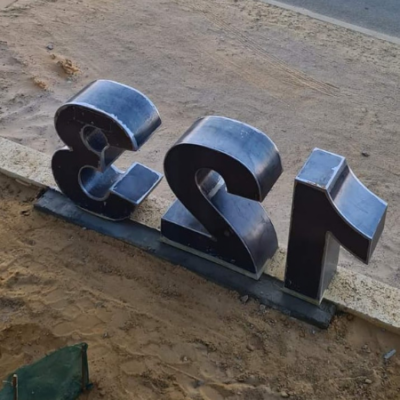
284,148,387,303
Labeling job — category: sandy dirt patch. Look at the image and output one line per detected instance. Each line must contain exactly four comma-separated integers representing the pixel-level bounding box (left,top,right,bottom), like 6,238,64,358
0,175,400,399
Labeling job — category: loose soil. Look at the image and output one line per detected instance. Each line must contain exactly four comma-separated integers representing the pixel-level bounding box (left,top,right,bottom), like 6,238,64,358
0,174,400,400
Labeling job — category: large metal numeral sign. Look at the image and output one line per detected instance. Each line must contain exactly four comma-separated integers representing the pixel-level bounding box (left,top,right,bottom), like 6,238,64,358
284,148,387,303
47,78,389,313
161,116,283,279
52,80,162,221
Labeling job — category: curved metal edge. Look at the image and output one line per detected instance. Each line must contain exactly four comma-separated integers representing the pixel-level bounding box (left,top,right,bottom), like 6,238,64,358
54,103,138,151
55,79,162,151
166,116,283,201
297,164,387,245
294,148,387,265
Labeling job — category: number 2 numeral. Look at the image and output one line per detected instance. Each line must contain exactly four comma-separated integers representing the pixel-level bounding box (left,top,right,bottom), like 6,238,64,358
161,116,283,279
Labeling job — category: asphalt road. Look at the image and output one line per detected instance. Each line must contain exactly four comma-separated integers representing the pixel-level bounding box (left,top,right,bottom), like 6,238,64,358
270,0,400,38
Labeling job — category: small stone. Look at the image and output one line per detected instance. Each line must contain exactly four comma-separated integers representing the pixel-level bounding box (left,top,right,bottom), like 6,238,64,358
259,304,266,312
103,332,109,338
194,380,204,388
246,344,255,352
280,391,289,398
364,378,372,384
361,151,370,157
361,344,371,353
383,349,396,360
246,375,257,385
182,356,188,362
240,295,249,304
46,44,54,50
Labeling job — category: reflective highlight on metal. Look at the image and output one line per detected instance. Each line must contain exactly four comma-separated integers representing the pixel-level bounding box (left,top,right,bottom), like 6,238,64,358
52,80,162,221
284,148,387,303
161,116,283,279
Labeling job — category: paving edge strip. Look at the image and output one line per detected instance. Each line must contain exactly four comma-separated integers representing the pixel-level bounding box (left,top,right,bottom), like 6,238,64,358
1,137,399,332
258,0,400,46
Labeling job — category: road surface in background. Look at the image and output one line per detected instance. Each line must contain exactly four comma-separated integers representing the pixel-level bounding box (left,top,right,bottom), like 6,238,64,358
268,0,400,38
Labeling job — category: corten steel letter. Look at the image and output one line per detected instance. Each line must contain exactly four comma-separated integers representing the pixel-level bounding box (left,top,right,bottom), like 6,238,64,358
161,116,283,279
52,80,162,221
284,148,387,304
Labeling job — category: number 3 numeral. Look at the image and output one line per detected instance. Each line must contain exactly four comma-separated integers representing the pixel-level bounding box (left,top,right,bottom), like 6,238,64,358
52,80,163,221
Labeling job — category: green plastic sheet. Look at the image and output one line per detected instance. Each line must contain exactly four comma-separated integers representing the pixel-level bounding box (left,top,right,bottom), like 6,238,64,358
0,343,91,400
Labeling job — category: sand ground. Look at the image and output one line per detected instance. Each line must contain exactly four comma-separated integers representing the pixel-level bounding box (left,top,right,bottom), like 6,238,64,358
0,174,399,399
0,0,399,287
